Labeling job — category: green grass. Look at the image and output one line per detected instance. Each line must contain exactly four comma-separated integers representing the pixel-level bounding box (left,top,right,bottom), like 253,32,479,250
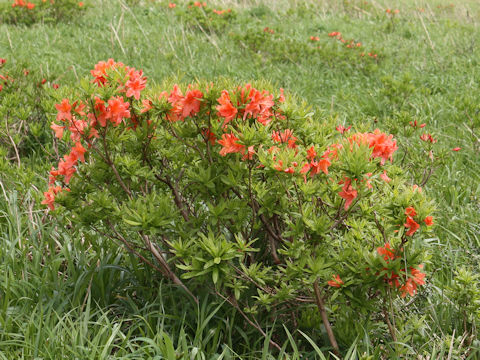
1,0,480,358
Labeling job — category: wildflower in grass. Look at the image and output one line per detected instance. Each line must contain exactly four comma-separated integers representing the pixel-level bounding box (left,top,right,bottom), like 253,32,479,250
328,31,341,37
213,9,229,15
328,275,344,288
420,133,437,143
168,2,176,8
52,83,59,89
0,58,6,65
310,36,319,41
78,2,84,6
218,133,244,156
452,147,461,151
263,27,274,34
338,177,358,210
409,120,426,128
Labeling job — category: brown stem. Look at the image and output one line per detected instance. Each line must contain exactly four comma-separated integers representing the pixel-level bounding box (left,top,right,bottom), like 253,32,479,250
373,210,387,244
420,167,435,187
155,174,190,222
383,306,397,342
140,233,198,304
267,233,282,264
313,280,340,356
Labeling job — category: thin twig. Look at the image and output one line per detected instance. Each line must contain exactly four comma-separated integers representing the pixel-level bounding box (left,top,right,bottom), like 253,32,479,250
313,280,340,355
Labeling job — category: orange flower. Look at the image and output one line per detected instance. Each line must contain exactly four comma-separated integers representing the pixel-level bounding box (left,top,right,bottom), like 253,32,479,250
242,146,255,161
452,147,461,151
367,130,398,165
424,216,433,226
181,89,203,118
400,266,425,297
377,243,396,261
420,133,437,143
404,216,419,236
405,206,417,217
338,177,358,210
140,99,153,114
107,96,131,125
55,99,72,122
125,70,147,100
50,122,65,139
380,170,391,183
327,275,344,288
271,129,297,149
168,2,176,8
218,133,245,156
216,90,238,127
70,142,87,163
336,125,351,134
306,146,317,160
328,31,341,37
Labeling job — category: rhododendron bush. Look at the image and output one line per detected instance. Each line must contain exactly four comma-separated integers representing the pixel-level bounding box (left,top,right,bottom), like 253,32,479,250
43,60,435,352
0,0,87,25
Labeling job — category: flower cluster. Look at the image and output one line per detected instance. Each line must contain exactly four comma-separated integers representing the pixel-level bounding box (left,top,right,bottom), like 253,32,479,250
43,59,147,209
11,0,35,9
403,206,433,236
376,243,426,297
328,31,362,49
328,31,379,59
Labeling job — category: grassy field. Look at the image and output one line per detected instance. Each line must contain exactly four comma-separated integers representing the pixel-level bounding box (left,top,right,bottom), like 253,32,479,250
1,0,480,358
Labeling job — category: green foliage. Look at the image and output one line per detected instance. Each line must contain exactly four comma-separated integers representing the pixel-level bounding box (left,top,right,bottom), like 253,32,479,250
1,0,480,357
173,2,237,34
0,60,55,165
0,0,88,26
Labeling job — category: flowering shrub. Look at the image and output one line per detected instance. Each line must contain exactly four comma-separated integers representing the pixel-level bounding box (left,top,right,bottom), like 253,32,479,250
234,28,378,72
43,59,435,353
0,59,54,164
0,0,87,26
170,1,236,34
